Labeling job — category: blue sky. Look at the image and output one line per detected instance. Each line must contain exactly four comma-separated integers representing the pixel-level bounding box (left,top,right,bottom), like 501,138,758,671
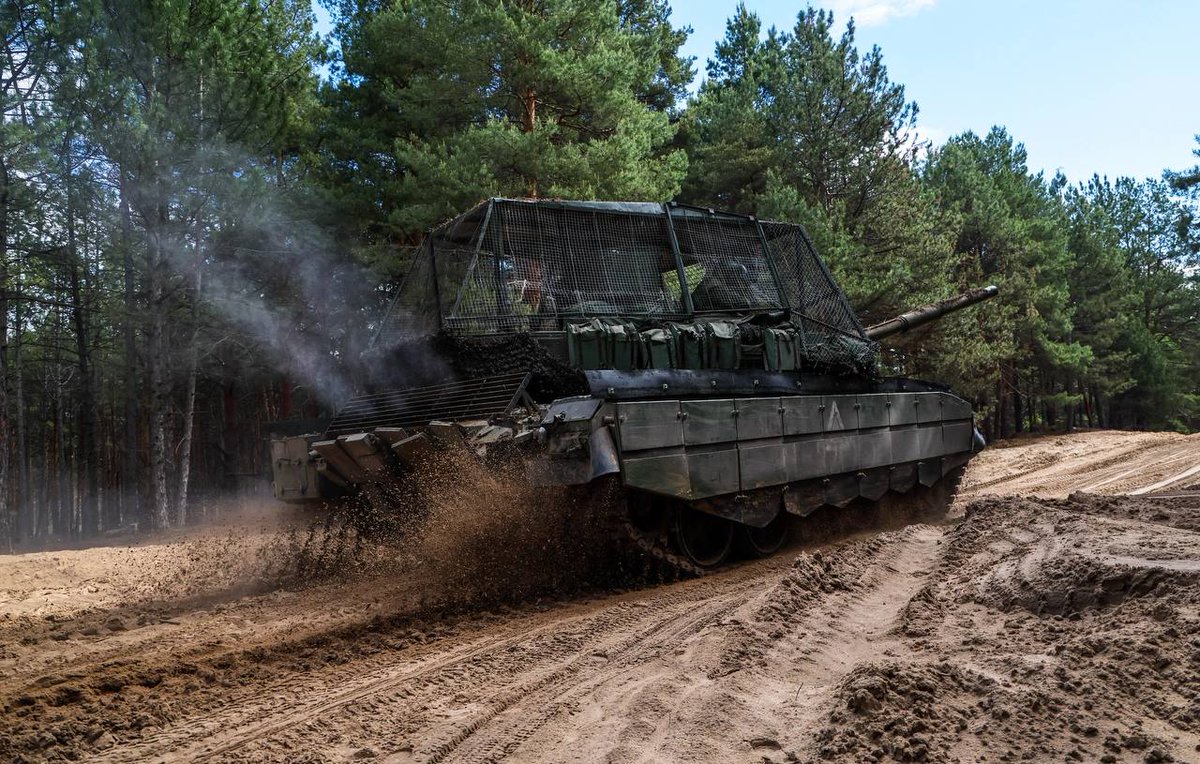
679,0,1200,183
313,0,1200,184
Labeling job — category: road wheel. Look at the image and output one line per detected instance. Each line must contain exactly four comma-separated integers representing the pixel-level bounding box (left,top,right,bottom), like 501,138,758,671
673,506,734,569
739,512,789,557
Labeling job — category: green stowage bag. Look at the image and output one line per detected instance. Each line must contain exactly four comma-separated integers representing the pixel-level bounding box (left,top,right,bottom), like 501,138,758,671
704,321,741,369
605,320,641,370
641,327,675,369
567,319,607,369
669,323,706,368
764,326,800,370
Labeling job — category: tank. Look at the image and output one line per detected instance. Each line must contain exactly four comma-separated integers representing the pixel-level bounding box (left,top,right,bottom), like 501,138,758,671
270,199,998,571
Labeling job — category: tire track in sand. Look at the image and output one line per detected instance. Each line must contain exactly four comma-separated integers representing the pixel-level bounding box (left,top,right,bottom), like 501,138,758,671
960,434,1200,499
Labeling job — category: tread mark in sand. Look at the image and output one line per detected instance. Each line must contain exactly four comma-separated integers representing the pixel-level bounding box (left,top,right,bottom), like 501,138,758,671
424,580,756,764
99,561,776,763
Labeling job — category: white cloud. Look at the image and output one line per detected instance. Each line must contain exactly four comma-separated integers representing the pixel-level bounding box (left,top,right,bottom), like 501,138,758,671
825,0,938,27
911,124,950,148
900,123,952,164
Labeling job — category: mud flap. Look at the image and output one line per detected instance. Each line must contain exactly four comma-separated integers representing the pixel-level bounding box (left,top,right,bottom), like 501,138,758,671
784,484,824,517
824,474,859,507
589,427,621,480
918,458,943,487
889,462,918,493
943,450,972,474
859,468,890,501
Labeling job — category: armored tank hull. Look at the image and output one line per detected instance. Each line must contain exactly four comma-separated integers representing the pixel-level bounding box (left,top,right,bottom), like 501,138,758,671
271,199,995,570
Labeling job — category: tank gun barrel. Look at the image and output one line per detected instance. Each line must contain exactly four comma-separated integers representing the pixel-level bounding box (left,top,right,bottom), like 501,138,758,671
865,285,999,341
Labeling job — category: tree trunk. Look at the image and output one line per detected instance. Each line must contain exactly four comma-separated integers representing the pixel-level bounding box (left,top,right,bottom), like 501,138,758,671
36,384,50,538
120,174,140,526
148,230,170,530
0,156,10,548
222,374,237,492
54,352,68,537
66,173,101,537
14,272,28,541
992,367,1005,440
1013,385,1024,434
521,86,538,197
175,248,202,526
280,377,292,419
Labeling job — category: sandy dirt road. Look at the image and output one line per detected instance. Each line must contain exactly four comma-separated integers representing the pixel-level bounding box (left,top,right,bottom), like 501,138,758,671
958,430,1200,500
1,430,1198,763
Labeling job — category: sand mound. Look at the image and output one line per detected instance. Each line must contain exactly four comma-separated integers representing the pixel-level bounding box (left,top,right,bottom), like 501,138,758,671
943,497,1200,616
816,660,997,762
831,492,1200,763
1064,490,1200,532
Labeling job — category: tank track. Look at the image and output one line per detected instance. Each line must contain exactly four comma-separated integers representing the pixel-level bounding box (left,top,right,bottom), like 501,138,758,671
619,518,711,578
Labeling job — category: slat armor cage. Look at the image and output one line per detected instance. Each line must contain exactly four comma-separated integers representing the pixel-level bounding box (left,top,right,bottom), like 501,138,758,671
379,199,877,374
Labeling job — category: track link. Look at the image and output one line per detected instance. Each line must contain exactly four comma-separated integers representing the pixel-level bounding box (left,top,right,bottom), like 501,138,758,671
619,518,710,578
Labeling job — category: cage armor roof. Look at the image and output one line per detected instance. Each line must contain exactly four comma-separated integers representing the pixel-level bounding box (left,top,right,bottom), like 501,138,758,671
378,198,879,376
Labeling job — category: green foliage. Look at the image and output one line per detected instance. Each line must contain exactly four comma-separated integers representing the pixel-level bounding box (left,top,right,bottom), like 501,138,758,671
316,0,691,274
680,5,952,324
1075,177,1199,428
921,128,1082,398
1166,135,1200,194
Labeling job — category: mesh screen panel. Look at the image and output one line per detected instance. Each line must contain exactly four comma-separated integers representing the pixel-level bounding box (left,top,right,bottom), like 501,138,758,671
671,212,783,312
758,221,876,371
446,201,685,331
376,241,437,344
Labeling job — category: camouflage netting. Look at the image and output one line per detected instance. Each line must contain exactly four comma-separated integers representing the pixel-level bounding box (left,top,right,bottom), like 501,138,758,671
435,332,587,401
376,198,878,376
365,332,586,403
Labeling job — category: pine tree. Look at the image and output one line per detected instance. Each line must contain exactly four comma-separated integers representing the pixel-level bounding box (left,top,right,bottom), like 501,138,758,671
317,0,692,272
681,5,953,324
1166,136,1200,193
922,128,1085,435
1088,178,1199,428
65,0,322,528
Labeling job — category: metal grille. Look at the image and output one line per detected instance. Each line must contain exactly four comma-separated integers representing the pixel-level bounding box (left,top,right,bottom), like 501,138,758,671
324,372,530,437
376,241,437,345
376,198,878,373
443,200,686,332
760,221,877,371
671,212,782,312
375,204,490,346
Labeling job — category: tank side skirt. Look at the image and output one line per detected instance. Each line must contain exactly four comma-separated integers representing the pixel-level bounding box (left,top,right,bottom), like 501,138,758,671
613,390,974,524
